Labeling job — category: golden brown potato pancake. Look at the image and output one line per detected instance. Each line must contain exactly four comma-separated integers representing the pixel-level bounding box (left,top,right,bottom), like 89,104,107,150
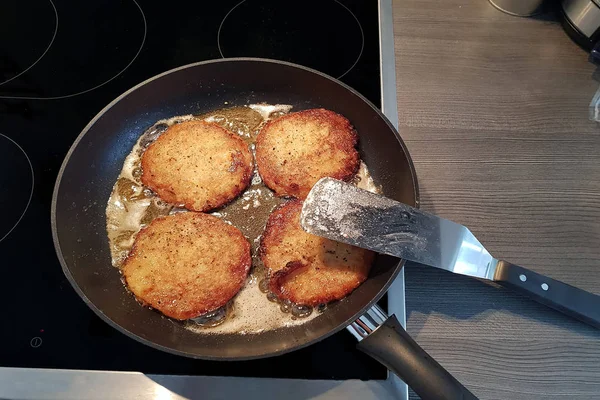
259,200,374,306
141,120,253,212
122,212,251,320
255,108,359,199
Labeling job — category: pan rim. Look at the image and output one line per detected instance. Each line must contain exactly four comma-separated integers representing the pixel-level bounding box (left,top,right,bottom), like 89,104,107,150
51,57,420,361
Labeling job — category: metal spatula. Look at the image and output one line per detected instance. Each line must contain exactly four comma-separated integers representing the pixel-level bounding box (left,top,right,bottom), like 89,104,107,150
301,178,600,329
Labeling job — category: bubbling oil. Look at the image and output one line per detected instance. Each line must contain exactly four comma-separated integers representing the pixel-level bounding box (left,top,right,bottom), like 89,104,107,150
105,104,379,335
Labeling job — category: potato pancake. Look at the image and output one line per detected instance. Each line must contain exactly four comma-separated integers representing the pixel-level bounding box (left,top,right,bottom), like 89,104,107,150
141,120,253,212
255,109,359,199
259,200,373,306
122,212,251,320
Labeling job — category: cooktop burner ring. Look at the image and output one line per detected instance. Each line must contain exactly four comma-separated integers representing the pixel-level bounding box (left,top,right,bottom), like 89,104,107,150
0,134,34,243
0,0,58,87
0,0,147,101
217,0,364,79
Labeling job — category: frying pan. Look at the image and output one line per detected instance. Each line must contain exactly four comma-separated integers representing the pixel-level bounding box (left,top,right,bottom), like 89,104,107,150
52,58,477,400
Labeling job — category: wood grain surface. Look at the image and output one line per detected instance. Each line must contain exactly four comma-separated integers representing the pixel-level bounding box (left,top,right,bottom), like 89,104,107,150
393,1,600,398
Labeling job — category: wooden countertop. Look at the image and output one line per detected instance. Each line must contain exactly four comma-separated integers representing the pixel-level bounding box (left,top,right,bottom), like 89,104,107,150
393,1,600,398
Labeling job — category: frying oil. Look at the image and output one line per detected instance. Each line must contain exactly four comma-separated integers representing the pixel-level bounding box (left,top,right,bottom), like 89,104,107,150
105,104,378,335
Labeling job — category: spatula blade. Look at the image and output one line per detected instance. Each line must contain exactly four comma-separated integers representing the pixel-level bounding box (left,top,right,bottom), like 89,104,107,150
301,178,498,280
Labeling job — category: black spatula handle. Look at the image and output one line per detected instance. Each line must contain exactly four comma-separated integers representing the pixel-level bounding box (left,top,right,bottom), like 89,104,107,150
357,314,478,400
494,260,600,328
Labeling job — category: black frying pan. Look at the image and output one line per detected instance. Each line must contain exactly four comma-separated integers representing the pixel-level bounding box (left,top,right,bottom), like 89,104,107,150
52,58,477,400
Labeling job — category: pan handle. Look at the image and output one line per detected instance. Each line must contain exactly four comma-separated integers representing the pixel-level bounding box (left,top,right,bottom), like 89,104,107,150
349,305,478,400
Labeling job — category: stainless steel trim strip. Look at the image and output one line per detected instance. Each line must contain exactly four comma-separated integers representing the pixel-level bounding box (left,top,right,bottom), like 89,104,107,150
0,368,397,400
379,0,400,129
378,0,409,398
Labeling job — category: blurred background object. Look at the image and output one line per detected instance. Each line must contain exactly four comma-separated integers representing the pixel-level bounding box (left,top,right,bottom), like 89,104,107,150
560,0,600,51
589,86,600,121
489,0,546,16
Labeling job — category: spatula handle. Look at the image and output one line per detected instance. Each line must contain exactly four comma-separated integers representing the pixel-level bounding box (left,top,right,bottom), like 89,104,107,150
494,260,600,328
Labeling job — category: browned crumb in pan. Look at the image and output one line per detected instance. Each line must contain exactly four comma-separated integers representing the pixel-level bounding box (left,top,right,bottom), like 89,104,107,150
259,200,374,306
141,120,253,212
255,108,360,199
122,212,251,320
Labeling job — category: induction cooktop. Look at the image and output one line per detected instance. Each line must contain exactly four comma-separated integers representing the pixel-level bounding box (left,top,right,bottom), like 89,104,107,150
0,0,386,381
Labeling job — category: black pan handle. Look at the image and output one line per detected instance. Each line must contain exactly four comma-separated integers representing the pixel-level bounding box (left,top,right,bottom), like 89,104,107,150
349,306,478,400
494,260,600,328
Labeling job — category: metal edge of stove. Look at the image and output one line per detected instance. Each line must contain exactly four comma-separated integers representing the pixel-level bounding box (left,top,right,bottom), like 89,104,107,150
0,1,406,399
378,0,409,398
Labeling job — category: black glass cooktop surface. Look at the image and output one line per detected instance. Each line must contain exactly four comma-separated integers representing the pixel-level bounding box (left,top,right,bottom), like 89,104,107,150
0,0,384,380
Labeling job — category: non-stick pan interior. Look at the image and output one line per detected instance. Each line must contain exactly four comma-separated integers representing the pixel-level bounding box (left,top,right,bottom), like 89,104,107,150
52,59,418,360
